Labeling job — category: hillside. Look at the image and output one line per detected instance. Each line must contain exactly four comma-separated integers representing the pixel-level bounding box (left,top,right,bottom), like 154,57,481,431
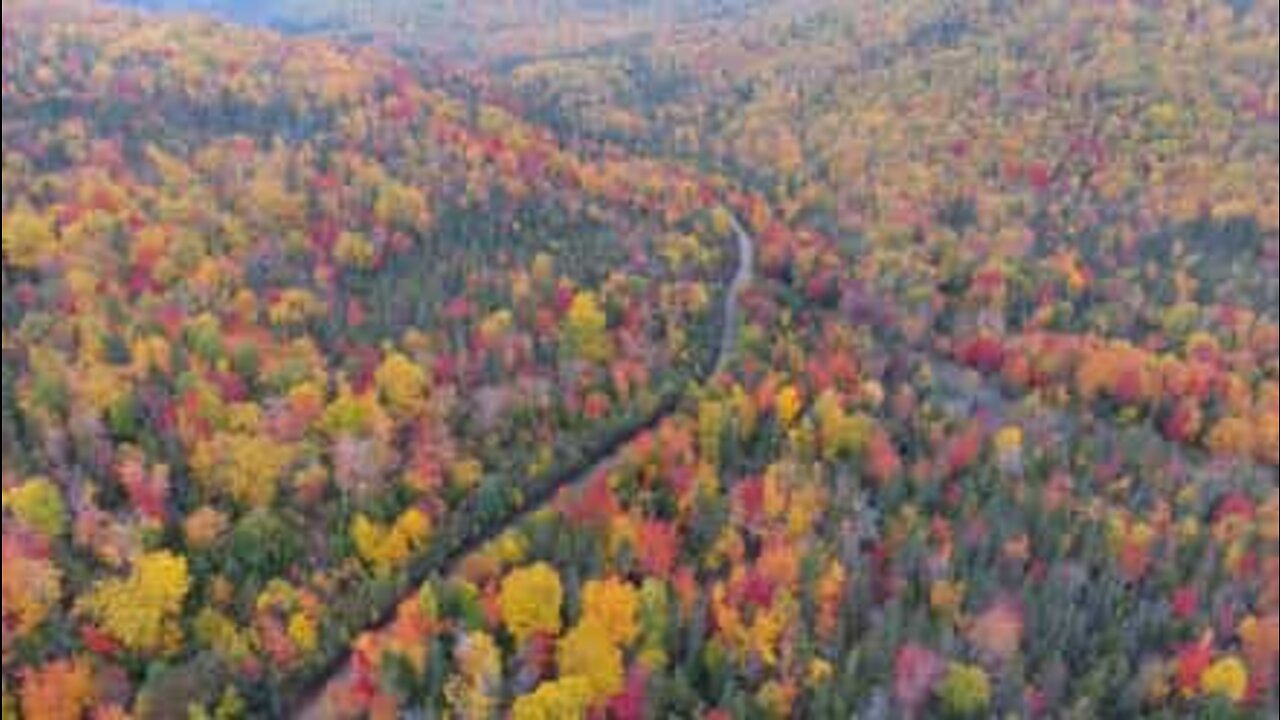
3,1,1279,719
3,1,740,714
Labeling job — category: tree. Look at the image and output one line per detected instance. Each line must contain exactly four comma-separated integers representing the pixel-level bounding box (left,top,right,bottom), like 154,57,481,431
936,663,991,718
511,676,593,720
444,631,502,719
78,551,190,656
775,385,802,428
190,432,297,508
2,536,62,639
1200,656,1249,704
2,205,57,269
557,618,624,703
563,291,612,362
894,645,945,718
2,477,66,537
499,563,563,645
581,577,639,647
1205,416,1254,458
374,350,429,419
19,657,96,720
351,508,431,576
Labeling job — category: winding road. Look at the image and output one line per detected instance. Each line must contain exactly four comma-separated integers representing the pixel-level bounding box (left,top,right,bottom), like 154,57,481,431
295,210,756,718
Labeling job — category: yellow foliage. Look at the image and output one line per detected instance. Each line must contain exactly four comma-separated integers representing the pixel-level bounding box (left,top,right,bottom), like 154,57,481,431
698,399,726,466
709,206,734,237
2,205,57,269
1205,416,1254,459
351,508,431,575
531,252,555,286
449,458,484,493
374,351,428,419
930,580,966,623
268,288,323,326
3,477,66,536
807,658,834,686
74,361,126,416
993,426,1023,454
191,432,296,508
373,182,429,229
1200,656,1248,703
225,402,262,434
498,563,563,645
287,612,318,654
334,231,375,270
445,631,502,720
776,385,802,428
194,608,255,665
557,619,624,702
937,662,991,717
748,600,788,668
511,676,593,720
564,291,611,362
581,577,639,647
319,386,387,437
756,679,797,718
130,335,172,377
79,551,190,655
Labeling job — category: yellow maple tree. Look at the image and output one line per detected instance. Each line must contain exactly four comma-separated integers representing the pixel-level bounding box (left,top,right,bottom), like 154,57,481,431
498,563,563,645
557,618,624,702
581,576,639,647
78,551,190,655
511,676,593,720
374,350,429,419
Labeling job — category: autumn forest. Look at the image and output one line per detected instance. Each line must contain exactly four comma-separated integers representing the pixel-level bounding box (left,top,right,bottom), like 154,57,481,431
2,1,1278,718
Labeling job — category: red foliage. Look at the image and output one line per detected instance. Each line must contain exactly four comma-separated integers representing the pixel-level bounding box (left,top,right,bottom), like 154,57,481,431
607,666,650,720
1172,586,1199,621
944,422,985,477
957,334,1007,374
1175,636,1213,696
1213,492,1255,526
1162,399,1202,444
736,476,766,525
636,519,678,580
893,644,945,717
560,475,619,529
1026,161,1052,191
864,428,902,485
740,569,777,611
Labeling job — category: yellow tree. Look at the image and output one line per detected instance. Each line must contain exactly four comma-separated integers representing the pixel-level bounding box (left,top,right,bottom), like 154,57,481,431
580,577,639,647
1,205,57,269
511,677,593,720
557,618,624,703
563,291,612,363
78,551,190,655
2,477,66,537
351,508,431,576
498,563,563,645
190,432,297,508
443,631,502,720
374,350,429,420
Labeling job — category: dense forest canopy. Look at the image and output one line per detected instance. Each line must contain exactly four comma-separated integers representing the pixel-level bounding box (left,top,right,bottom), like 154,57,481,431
3,1,1278,718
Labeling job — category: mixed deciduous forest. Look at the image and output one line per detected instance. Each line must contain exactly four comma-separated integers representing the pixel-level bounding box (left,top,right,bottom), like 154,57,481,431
2,1,1278,718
